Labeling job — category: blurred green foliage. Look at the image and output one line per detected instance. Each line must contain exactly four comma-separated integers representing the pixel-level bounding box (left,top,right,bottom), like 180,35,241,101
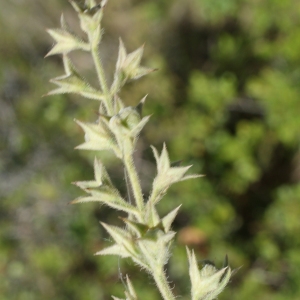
1,0,300,299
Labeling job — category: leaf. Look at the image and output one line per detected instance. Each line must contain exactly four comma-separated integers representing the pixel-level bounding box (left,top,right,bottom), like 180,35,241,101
75,119,121,156
187,248,232,300
149,144,203,205
144,202,160,227
69,0,84,13
131,115,151,138
101,223,137,256
48,74,104,101
46,28,89,56
162,205,181,233
109,107,140,135
130,66,157,80
136,239,157,266
108,106,145,154
119,218,149,238
71,158,140,217
160,231,176,244
135,95,147,116
71,193,140,217
111,39,155,93
73,158,113,191
95,244,131,258
116,38,128,71
153,143,170,173
78,9,103,45
111,275,138,300
124,45,144,75
47,55,105,100
136,230,175,267
124,275,138,300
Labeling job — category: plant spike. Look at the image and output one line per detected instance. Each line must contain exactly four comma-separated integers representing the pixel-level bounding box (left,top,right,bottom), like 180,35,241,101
46,0,233,299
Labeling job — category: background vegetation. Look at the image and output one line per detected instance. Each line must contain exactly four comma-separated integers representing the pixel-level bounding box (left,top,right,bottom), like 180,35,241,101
1,0,300,299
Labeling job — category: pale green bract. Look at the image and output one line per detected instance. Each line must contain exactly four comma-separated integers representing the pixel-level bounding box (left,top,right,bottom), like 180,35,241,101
46,0,233,299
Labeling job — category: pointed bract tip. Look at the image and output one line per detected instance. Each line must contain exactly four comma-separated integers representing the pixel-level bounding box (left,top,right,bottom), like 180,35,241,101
223,254,229,268
101,0,108,8
44,47,53,58
136,95,147,115
140,94,148,104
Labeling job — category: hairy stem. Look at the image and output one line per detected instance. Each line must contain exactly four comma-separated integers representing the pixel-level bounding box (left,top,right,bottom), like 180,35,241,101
152,268,176,300
148,187,160,206
124,153,144,214
91,45,113,114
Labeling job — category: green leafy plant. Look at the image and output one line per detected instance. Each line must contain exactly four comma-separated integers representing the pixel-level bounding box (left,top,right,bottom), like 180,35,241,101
46,1,232,299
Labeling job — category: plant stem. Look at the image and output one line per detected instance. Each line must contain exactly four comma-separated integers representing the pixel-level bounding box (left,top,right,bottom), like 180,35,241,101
91,45,113,114
152,268,176,300
148,187,160,205
124,153,144,214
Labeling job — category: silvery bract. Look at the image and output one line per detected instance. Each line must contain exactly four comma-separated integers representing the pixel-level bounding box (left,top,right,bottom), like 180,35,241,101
187,248,232,300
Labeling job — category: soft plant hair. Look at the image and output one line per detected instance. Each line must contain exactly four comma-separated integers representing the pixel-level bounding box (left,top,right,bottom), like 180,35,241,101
46,1,232,299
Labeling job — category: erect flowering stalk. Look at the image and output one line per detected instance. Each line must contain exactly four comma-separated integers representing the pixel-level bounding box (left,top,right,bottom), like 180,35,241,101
46,1,233,299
